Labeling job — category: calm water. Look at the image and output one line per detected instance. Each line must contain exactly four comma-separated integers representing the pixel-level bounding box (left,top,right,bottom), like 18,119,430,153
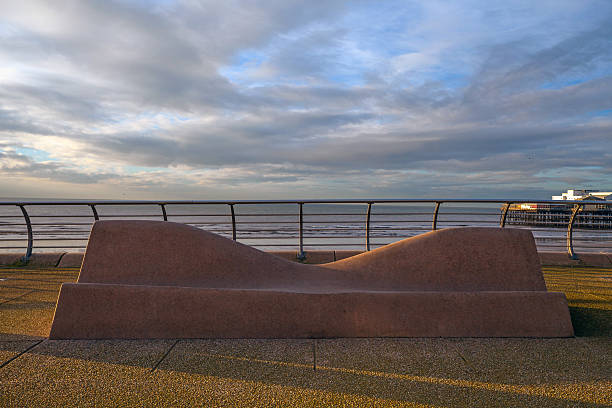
0,201,610,254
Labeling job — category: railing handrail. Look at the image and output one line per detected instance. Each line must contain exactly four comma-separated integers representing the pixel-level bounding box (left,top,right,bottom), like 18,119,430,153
1,199,610,263
0,198,610,206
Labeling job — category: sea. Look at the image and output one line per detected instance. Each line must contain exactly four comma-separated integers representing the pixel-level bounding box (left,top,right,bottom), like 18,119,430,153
0,199,610,254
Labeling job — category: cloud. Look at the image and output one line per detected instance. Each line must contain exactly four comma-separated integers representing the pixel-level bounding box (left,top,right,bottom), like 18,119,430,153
0,149,118,184
0,0,611,199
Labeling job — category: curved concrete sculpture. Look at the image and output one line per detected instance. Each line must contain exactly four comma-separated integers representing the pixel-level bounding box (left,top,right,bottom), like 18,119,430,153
50,221,573,339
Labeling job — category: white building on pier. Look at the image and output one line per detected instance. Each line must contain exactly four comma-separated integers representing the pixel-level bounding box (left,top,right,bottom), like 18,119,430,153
552,189,612,201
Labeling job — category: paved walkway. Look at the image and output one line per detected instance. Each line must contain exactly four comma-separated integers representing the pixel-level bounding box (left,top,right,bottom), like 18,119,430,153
0,266,610,407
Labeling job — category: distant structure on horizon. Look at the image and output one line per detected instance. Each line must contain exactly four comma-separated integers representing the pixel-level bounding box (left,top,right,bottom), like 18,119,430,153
552,189,612,201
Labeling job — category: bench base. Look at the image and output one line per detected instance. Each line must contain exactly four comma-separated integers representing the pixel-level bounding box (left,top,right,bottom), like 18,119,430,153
50,283,574,339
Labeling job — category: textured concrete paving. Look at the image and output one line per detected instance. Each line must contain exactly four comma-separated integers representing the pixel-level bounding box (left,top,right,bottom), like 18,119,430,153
0,265,610,407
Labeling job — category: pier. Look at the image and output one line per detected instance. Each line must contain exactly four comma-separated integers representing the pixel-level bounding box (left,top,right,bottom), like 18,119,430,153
506,204,612,229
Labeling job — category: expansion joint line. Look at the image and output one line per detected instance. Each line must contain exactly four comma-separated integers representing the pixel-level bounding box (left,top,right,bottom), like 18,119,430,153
0,339,45,369
0,290,35,305
453,345,480,375
313,339,317,371
150,339,180,373
54,252,68,267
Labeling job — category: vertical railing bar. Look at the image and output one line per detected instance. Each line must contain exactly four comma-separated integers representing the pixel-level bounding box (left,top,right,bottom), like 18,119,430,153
500,202,511,228
432,201,441,231
297,203,305,260
89,204,99,221
229,204,237,241
18,205,33,262
366,202,373,251
567,204,582,260
159,204,168,221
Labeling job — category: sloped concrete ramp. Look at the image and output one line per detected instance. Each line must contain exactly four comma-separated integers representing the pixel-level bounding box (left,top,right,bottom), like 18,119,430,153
50,221,573,339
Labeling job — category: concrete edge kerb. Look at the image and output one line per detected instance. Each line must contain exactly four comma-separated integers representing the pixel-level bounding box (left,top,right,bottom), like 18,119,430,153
538,252,612,268
1,250,611,268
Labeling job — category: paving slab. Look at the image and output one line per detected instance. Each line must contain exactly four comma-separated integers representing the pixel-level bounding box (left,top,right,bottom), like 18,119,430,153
156,339,482,407
2,339,380,408
0,340,40,367
0,267,78,289
0,288,29,303
0,279,59,293
454,338,612,406
150,368,434,407
543,267,612,337
0,301,56,338
0,339,175,407
0,269,76,339
314,338,473,406
316,337,612,407
158,339,314,385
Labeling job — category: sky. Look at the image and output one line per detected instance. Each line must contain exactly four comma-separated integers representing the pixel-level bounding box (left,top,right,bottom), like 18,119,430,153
1,0,611,200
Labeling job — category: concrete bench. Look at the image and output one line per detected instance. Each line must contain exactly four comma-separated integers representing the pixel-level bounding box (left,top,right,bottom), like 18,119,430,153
50,221,573,339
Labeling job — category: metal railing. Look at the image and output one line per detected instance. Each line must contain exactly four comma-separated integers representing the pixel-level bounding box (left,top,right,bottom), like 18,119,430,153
1,199,611,262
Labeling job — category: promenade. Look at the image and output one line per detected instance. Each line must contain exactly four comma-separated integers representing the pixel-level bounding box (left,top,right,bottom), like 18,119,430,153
0,265,610,407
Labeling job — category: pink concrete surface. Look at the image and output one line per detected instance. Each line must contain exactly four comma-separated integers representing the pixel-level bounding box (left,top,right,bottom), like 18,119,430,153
580,253,612,267
267,251,299,262
0,253,22,265
266,251,335,264
57,252,85,268
335,250,364,261
26,252,65,267
77,221,545,292
50,221,573,339
324,227,547,292
50,284,573,339
299,250,335,264
539,252,612,267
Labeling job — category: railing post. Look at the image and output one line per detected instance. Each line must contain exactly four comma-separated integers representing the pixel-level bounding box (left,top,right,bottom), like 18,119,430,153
297,203,305,260
159,204,168,221
89,204,99,221
432,202,441,231
229,204,237,241
18,205,33,262
567,204,582,260
500,202,511,228
365,202,373,251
